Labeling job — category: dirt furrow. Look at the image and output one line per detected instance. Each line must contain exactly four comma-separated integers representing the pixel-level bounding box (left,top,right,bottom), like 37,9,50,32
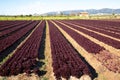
43,21,55,80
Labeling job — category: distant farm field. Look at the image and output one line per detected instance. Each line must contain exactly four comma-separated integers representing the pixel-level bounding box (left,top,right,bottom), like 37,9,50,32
0,14,120,20
0,19,120,80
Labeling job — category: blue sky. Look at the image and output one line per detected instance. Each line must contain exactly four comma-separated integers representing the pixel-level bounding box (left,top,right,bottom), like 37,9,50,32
0,0,120,15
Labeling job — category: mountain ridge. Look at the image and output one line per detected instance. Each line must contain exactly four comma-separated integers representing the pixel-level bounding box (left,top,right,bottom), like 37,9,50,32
43,8,120,15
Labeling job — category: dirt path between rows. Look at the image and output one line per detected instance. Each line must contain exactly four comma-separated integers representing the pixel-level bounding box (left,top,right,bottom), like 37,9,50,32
43,21,55,80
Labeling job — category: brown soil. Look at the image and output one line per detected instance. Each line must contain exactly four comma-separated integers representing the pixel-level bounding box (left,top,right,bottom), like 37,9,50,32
0,73,40,80
95,50,120,73
43,21,55,80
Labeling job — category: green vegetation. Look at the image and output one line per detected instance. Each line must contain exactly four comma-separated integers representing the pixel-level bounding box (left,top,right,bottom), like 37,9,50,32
0,14,120,20
42,77,49,80
0,15,88,20
89,14,120,19
0,16,43,20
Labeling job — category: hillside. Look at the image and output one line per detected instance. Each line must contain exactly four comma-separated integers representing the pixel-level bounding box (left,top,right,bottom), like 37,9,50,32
43,8,120,15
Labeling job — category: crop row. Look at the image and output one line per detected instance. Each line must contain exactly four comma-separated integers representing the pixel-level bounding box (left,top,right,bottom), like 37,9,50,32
0,21,45,76
64,20,120,34
0,21,23,28
72,20,120,30
48,21,93,80
60,20,120,39
58,21,120,49
0,21,26,31
0,21,39,54
54,20,120,73
54,21,105,54
0,21,33,39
